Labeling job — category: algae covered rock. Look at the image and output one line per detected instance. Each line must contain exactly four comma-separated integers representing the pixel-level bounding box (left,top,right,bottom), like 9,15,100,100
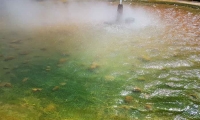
124,96,133,103
32,88,42,92
89,62,99,70
52,86,59,91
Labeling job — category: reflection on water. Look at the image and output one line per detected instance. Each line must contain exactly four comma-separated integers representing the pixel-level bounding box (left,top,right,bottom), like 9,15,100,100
0,1,200,120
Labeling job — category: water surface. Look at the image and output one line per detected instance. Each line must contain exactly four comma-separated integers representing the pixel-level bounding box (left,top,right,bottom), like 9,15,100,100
0,1,200,120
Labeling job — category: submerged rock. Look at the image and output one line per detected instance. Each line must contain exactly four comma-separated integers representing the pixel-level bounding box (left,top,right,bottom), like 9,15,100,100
45,66,51,71
124,96,133,103
52,86,59,91
32,88,42,92
22,77,29,82
22,60,30,64
4,56,15,61
4,83,12,87
0,82,12,88
58,58,67,64
132,87,142,93
3,67,9,69
40,48,47,51
59,82,66,86
189,94,198,99
137,77,146,81
145,104,152,111
104,75,115,81
9,44,19,49
121,105,131,110
19,51,29,55
90,62,99,70
139,55,151,62
44,103,56,112
10,40,21,44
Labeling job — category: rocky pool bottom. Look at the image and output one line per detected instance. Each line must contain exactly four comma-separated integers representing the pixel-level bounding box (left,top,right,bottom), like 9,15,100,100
0,2,200,120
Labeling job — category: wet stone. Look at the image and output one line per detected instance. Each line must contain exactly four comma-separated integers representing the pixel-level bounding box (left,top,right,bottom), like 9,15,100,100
45,66,51,71
132,87,142,93
161,68,167,71
139,55,151,62
0,82,12,88
52,86,59,91
137,77,146,81
44,103,56,112
10,40,21,44
61,52,70,57
3,67,9,69
121,105,131,110
19,51,29,55
89,62,99,70
4,83,12,87
4,56,15,61
40,48,47,51
59,82,66,86
22,77,29,82
0,82,12,87
58,58,67,64
124,96,133,103
145,104,152,111
5,71,11,74
189,94,198,99
22,60,30,64
105,75,115,81
32,88,42,92
9,45,19,50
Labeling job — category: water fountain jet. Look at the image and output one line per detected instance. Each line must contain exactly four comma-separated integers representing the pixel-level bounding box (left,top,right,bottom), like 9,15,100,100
117,0,123,21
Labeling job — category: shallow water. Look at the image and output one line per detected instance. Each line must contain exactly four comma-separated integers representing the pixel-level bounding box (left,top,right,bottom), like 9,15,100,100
0,1,200,120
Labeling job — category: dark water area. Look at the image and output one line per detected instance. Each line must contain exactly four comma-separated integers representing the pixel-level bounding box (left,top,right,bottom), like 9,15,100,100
0,1,200,120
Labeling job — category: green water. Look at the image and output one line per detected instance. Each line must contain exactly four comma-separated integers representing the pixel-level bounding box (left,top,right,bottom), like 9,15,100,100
0,2,200,120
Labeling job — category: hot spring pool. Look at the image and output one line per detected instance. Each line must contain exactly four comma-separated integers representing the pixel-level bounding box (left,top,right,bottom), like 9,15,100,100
0,0,200,120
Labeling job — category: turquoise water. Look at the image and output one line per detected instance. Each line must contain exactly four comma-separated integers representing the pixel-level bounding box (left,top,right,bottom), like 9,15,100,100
0,2,200,120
